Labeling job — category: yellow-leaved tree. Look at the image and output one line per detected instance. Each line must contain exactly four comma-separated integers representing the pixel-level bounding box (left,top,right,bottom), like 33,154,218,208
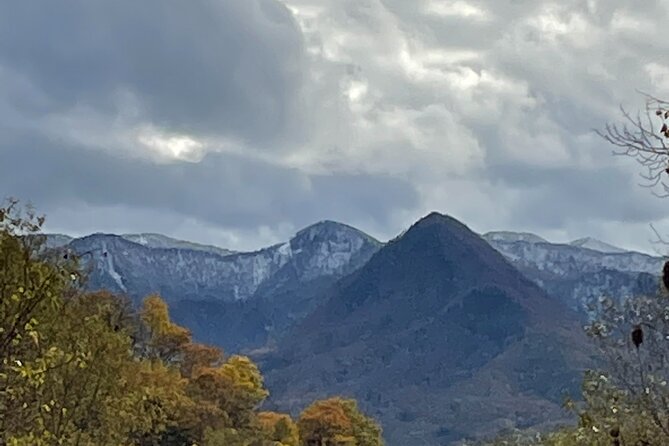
298,397,383,446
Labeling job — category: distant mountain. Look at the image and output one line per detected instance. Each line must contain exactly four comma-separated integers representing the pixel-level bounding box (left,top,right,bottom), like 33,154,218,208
569,236,627,254
49,217,662,444
263,213,592,446
483,231,630,254
483,234,662,312
44,233,73,248
122,233,236,257
51,222,663,354
483,231,548,244
169,221,382,351
65,221,381,351
50,222,663,354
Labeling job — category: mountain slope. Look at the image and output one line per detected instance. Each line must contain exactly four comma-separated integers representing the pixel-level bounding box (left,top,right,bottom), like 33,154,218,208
569,237,627,253
484,237,661,311
45,233,73,248
122,233,236,256
67,221,381,351
483,231,548,244
263,213,592,445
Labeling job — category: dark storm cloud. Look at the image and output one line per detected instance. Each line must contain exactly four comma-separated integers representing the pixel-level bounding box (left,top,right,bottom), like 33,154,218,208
0,0,305,144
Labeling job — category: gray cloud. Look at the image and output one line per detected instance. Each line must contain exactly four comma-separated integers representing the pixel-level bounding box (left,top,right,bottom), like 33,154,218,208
0,135,416,235
0,0,305,144
2,0,669,252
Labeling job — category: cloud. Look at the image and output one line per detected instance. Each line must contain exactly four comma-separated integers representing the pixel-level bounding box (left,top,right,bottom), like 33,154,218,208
0,136,416,239
1,0,669,252
280,0,669,251
0,0,306,145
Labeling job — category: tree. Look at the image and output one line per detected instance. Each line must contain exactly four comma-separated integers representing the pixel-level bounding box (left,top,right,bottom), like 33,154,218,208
298,397,382,446
338,400,383,446
0,199,77,442
189,354,269,430
570,294,669,445
258,411,299,446
180,342,223,379
0,201,196,445
140,294,191,363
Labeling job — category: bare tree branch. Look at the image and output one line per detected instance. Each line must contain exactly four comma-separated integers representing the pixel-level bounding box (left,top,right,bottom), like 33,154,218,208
597,94,669,197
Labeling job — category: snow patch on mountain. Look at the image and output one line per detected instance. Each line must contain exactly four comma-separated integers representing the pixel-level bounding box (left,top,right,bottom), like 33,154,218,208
68,222,381,304
483,231,548,244
122,233,236,257
101,240,127,292
486,237,662,311
569,237,627,254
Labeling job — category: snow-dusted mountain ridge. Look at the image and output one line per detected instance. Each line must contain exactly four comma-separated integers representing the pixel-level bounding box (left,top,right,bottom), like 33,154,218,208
484,231,631,254
59,221,382,351
483,232,662,311
569,236,627,254
65,220,381,304
121,233,236,257
483,231,548,244
48,223,664,349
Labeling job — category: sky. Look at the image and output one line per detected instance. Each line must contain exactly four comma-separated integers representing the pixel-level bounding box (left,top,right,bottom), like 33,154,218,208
1,0,669,253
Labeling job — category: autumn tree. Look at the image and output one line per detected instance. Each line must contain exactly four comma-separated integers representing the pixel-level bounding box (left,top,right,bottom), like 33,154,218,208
258,411,300,446
0,199,77,442
139,294,191,363
298,397,383,446
0,201,193,445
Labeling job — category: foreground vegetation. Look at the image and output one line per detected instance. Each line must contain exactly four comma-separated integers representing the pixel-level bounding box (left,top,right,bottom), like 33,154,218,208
0,199,383,445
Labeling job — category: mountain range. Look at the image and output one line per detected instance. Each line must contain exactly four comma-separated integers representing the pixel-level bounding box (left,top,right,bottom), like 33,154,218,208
47,215,664,444
49,220,661,348
482,232,661,313
56,222,380,351
262,213,593,444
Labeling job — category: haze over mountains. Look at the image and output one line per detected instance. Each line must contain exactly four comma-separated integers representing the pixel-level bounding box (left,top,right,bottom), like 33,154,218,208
47,214,663,444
